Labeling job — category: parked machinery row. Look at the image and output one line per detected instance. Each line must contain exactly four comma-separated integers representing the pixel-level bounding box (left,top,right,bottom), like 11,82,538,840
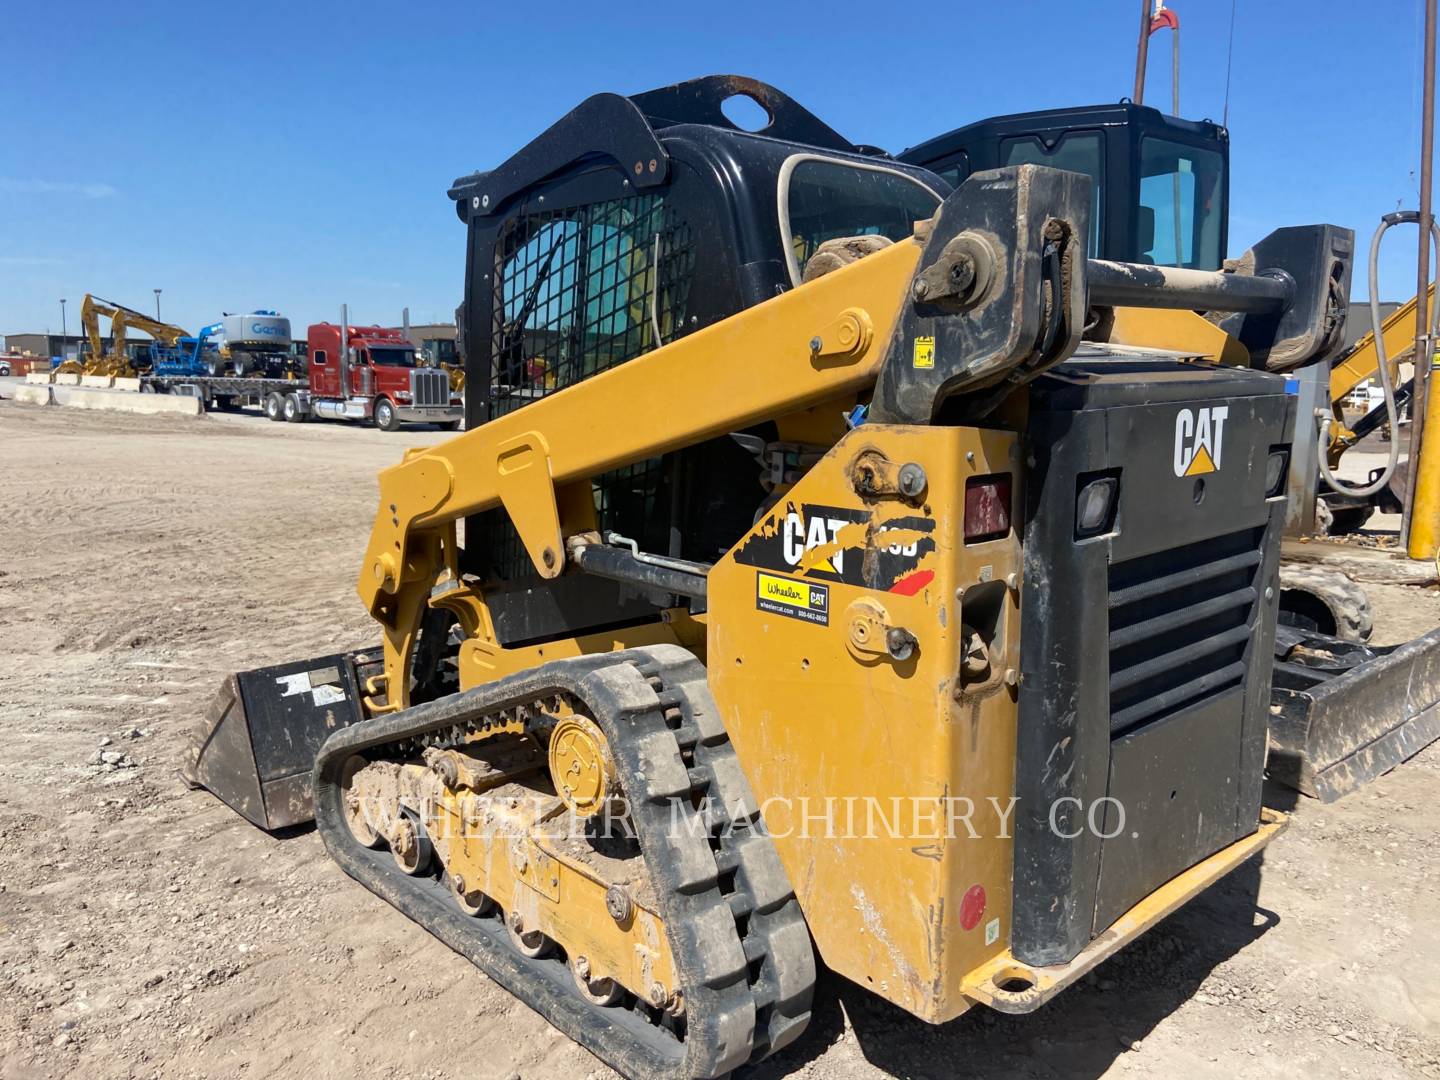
54,296,463,432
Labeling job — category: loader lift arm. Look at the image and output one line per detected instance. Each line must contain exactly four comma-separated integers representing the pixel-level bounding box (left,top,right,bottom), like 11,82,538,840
358,230,922,709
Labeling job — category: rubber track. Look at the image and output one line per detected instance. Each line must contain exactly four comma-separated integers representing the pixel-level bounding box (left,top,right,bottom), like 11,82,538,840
313,644,813,1079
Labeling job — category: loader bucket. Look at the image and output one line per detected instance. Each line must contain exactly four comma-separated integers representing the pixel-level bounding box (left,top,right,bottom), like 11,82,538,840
182,651,370,829
1268,625,1440,802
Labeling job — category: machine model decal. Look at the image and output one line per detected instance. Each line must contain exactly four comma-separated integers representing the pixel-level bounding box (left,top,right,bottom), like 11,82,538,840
1173,405,1228,477
733,501,937,592
756,572,830,625
912,335,935,369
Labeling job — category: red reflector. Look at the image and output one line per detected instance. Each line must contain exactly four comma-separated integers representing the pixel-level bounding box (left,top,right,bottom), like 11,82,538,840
964,475,1012,542
959,884,987,930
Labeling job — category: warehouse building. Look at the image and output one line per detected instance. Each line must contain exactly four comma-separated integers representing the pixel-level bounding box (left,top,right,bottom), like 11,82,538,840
4,331,161,363
5,332,86,360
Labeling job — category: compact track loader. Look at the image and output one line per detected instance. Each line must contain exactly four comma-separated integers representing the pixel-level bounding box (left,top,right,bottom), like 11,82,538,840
189,77,1358,1078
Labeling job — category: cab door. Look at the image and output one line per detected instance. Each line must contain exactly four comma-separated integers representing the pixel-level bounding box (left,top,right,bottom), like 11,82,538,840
309,347,336,397
352,349,373,398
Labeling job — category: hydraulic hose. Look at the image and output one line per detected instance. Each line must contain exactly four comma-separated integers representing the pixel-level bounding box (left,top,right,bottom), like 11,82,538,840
1318,212,1440,498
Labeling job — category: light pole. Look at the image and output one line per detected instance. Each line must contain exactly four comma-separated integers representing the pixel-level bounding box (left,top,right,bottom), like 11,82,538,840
60,298,67,357
154,288,162,320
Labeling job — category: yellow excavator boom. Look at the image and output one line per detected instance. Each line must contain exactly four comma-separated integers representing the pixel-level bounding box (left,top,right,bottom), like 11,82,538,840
68,294,189,377
1330,282,1436,402
77,294,117,367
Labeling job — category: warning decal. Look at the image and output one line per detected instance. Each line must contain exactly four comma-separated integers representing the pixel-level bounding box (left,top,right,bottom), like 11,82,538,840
912,335,935,369
756,572,830,626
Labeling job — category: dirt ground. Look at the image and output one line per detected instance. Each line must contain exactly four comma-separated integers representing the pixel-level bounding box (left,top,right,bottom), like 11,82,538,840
0,399,1437,1080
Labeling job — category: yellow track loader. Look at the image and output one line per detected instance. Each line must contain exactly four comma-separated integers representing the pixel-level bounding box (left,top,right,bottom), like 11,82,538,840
189,77,1363,1077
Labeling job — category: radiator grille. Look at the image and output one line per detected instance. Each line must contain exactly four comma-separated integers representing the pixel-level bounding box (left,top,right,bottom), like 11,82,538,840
1107,527,1263,733
410,368,450,407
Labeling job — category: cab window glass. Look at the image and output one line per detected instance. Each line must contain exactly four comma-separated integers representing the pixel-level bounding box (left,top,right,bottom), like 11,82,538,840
930,151,969,189
492,194,694,412
1002,132,1103,254
783,158,941,283
1138,138,1225,269
370,346,416,367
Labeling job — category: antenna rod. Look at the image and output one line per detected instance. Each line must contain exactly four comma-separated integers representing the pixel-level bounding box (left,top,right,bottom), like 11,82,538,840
1132,0,1152,104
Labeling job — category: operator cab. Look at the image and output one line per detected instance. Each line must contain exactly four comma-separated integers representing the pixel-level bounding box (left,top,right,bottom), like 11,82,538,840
448,77,950,644
451,76,946,429
901,102,1228,269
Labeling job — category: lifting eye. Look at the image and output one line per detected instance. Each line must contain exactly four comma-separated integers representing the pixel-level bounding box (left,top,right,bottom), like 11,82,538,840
720,93,771,132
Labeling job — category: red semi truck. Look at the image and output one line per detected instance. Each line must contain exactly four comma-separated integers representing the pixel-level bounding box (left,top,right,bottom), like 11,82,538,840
289,322,461,430
141,318,464,431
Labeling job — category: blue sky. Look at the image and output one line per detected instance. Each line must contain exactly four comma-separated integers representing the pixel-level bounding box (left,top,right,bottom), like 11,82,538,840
1,0,1432,339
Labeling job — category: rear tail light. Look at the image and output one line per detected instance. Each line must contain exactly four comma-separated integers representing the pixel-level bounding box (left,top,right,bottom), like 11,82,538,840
964,475,1012,543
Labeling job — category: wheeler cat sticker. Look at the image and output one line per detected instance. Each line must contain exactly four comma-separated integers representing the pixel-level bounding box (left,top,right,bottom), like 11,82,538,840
756,572,830,625
734,501,936,593
1173,406,1228,477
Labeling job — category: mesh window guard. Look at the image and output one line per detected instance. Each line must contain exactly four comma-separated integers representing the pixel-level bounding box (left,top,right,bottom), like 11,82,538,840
488,194,694,417
476,194,696,582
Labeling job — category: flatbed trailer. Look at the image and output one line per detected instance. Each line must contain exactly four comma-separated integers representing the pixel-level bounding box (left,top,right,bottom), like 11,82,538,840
139,368,463,430
141,373,306,411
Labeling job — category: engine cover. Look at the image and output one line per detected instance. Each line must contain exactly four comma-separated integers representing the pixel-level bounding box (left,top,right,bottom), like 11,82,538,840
1011,348,1295,965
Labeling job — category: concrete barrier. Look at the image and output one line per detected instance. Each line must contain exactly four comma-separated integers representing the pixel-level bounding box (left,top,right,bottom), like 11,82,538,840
113,377,142,392
81,374,115,388
54,373,80,386
61,386,202,416
24,371,53,386
13,384,53,405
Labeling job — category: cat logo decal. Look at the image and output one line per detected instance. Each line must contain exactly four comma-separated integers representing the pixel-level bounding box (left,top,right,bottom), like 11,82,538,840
1174,406,1228,477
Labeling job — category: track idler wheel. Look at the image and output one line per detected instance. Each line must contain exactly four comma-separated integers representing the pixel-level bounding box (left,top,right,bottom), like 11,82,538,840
547,713,619,818
340,755,383,849
389,812,433,876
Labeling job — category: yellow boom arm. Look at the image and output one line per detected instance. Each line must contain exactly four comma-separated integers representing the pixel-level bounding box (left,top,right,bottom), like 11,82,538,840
357,235,922,710
72,294,189,376
1329,283,1435,402
78,294,117,364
